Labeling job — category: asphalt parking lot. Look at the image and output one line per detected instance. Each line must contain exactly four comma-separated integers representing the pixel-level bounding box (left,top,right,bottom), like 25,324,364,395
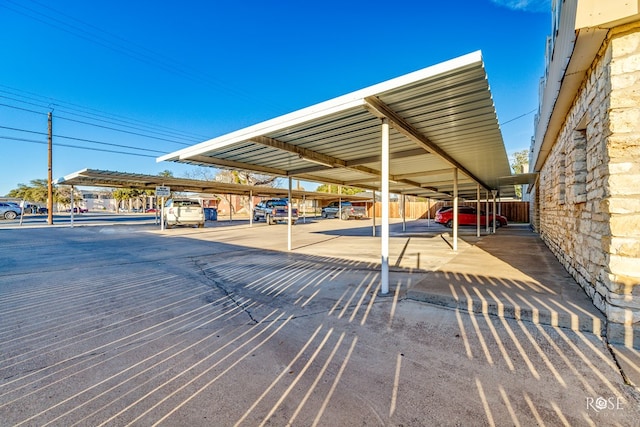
1,217,639,426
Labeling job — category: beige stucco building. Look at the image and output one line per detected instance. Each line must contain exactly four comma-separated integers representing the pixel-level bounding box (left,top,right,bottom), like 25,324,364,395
530,0,640,348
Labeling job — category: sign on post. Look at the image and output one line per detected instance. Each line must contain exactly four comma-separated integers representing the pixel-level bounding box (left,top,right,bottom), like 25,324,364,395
155,186,170,197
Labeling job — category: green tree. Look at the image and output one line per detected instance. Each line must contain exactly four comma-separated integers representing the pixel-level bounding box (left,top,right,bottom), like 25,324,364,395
510,149,529,174
112,188,135,212
510,149,530,199
56,185,83,209
315,184,363,195
7,179,50,202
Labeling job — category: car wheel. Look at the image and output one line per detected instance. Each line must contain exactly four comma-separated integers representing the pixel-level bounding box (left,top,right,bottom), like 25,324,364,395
266,214,273,225
445,219,453,228
254,215,259,222
5,211,17,220
321,211,327,218
340,211,349,221
164,220,172,229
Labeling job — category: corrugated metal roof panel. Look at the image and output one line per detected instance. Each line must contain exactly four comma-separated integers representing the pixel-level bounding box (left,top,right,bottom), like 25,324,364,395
158,51,516,200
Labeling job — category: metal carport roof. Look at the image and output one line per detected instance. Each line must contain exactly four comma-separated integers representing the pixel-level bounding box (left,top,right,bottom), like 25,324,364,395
55,168,373,202
158,51,515,200
156,51,517,296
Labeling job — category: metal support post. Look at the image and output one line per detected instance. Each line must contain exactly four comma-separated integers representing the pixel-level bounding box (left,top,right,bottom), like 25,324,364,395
453,168,458,252
372,192,376,237
476,184,480,237
381,118,390,295
70,185,74,228
491,190,497,234
402,194,406,232
485,191,489,233
288,177,292,251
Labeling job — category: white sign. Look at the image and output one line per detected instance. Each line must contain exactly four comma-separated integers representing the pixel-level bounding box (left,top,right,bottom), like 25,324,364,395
155,186,170,197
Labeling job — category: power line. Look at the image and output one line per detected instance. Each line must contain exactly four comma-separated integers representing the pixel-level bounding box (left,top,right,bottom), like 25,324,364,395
500,109,536,126
0,135,157,158
0,125,166,154
0,102,47,116
0,99,194,147
1,0,284,113
0,85,210,141
55,116,192,146
0,93,200,145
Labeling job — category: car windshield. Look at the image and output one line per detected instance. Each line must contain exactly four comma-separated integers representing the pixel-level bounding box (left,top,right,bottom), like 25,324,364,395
270,200,287,206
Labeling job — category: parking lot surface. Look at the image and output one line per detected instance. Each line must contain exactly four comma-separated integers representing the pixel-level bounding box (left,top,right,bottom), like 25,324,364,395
1,218,639,425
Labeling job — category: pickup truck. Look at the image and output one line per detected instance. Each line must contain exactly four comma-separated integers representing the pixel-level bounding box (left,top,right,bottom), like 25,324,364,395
253,199,298,225
321,201,367,220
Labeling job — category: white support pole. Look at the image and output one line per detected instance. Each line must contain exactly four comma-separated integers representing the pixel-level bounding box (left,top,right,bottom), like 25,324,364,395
303,194,306,223
372,192,376,237
249,190,253,227
381,118,390,295
402,194,406,232
427,197,430,227
338,186,342,220
70,185,74,228
485,190,489,233
492,190,497,234
160,197,165,230
453,169,458,252
229,194,232,223
288,177,292,251
476,184,480,238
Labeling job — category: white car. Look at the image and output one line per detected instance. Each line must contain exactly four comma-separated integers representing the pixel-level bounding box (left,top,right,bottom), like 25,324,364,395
163,199,205,228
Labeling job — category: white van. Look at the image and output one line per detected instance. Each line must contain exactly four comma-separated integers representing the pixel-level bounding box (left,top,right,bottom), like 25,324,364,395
163,199,205,228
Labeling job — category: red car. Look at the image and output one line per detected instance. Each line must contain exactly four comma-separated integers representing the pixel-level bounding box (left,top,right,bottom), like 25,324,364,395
435,206,507,228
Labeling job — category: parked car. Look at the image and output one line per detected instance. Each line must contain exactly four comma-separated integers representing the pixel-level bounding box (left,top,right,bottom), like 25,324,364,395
435,206,508,228
163,198,205,228
321,201,367,220
22,204,39,214
0,202,21,220
253,199,298,225
67,207,88,213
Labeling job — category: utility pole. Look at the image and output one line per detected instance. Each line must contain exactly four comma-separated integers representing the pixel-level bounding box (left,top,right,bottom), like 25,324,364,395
47,112,53,225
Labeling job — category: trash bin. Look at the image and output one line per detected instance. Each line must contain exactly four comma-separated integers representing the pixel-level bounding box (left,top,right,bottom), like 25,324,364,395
204,208,217,221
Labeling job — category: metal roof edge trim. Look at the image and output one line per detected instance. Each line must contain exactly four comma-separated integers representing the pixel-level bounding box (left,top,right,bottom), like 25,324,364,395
55,167,91,185
157,50,485,164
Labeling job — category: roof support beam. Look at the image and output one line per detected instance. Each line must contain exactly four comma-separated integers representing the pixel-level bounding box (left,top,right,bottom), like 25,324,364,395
345,148,428,166
185,154,287,176
393,168,455,180
251,135,382,178
363,96,491,191
250,136,344,168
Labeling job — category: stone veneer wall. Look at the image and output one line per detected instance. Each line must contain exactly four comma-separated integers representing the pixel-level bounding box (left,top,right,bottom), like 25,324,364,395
535,23,640,348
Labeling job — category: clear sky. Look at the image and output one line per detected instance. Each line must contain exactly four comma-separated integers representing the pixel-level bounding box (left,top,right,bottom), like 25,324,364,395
0,0,551,196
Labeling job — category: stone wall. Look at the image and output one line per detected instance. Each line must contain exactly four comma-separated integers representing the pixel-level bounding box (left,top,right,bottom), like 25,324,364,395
535,24,640,348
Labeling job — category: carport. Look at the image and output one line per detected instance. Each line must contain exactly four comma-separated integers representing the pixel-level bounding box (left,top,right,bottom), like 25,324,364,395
55,168,373,226
158,51,515,295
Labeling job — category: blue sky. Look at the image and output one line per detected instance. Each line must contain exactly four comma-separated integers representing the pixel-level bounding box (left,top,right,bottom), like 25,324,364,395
0,0,551,196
